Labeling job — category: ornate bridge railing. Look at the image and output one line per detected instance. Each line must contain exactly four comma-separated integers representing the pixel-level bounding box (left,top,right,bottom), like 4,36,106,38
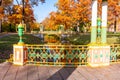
11,44,120,66
26,45,89,66
110,44,120,62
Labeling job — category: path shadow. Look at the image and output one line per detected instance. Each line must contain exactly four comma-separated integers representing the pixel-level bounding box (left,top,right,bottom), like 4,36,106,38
47,66,77,80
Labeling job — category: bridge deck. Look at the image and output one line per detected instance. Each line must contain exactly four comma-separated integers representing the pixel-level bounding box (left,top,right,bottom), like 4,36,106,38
0,62,120,80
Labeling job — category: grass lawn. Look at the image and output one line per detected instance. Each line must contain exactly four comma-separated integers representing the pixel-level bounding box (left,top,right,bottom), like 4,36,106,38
0,34,43,62
67,33,120,45
67,33,90,45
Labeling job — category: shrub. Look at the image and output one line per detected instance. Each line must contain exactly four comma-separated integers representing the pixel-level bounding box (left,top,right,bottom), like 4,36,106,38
2,22,16,32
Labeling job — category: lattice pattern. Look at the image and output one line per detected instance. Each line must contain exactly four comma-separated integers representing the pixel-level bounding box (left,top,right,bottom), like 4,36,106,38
26,45,89,66
110,44,120,62
11,44,120,66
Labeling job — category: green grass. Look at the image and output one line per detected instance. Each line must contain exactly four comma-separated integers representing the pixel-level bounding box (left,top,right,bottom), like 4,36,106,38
0,34,43,61
67,34,90,45
67,33,120,45
107,34,120,44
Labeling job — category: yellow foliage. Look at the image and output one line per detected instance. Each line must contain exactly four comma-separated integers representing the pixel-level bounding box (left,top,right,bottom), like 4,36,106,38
17,14,22,18
0,7,3,13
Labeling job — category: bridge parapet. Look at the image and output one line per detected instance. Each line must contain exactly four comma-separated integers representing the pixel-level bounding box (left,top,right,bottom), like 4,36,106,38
13,44,120,67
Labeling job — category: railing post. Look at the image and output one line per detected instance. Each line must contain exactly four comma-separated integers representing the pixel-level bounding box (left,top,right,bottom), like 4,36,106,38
13,23,27,65
13,44,27,65
88,45,110,67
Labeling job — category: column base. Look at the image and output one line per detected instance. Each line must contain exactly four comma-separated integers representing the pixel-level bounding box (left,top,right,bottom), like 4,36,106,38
88,45,110,67
88,63,109,67
13,62,25,66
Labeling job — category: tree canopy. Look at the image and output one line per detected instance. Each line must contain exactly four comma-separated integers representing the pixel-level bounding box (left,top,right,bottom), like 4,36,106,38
0,0,120,32
0,0,45,32
42,0,120,32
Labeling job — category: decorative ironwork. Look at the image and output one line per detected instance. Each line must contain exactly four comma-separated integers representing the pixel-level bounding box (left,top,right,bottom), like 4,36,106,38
26,45,89,66
7,44,120,66
110,44,120,62
6,54,13,62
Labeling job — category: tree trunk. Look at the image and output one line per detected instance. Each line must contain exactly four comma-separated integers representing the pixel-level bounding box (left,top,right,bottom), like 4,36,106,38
114,16,116,33
0,0,2,33
26,22,30,32
0,20,2,33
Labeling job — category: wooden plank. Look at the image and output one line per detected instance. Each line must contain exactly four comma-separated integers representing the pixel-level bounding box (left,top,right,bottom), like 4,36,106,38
38,66,51,80
15,65,28,80
66,67,86,80
116,63,120,66
65,67,76,80
0,62,11,69
114,63,120,76
47,67,63,80
58,67,75,80
95,67,112,80
102,65,119,80
27,65,39,80
0,63,120,80
95,66,114,80
85,66,107,80
0,62,11,80
110,63,120,71
76,66,96,80
106,64,120,80
3,65,19,80
0,63,4,71
91,64,120,80
81,64,120,80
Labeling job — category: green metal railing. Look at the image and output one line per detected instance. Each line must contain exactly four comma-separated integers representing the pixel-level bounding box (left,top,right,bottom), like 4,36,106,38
24,44,120,66
26,45,89,66
110,44,120,62
5,44,120,66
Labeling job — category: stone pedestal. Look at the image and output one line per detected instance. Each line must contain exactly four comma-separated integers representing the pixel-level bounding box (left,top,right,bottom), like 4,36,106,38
88,45,110,67
13,44,27,65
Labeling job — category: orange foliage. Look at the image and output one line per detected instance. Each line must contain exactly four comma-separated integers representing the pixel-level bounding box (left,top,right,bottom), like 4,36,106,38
107,0,120,31
0,7,4,19
42,0,120,32
43,0,92,30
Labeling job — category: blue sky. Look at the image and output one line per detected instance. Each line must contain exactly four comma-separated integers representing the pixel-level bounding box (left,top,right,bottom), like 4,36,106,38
33,0,58,22
14,0,58,23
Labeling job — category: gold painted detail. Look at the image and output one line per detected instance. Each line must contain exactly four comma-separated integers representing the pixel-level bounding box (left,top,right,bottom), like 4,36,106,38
6,54,13,62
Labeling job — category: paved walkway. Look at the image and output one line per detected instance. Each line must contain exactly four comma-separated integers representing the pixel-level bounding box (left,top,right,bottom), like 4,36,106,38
0,62,120,80
0,34,9,38
0,33,15,38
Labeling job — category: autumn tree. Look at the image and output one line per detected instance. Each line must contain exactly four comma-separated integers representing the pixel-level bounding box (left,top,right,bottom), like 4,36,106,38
42,12,62,31
108,0,120,32
44,0,92,31
72,0,91,32
45,0,120,33
0,0,13,32
56,0,75,30
0,0,45,32
42,17,50,30
12,0,45,32
0,0,3,32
